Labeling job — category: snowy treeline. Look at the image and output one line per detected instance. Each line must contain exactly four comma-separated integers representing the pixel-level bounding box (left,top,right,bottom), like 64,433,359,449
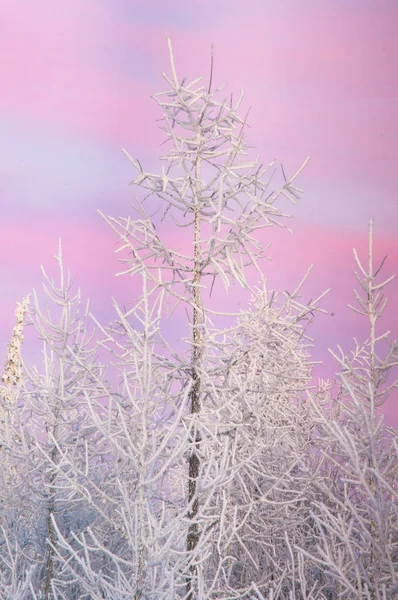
0,40,396,599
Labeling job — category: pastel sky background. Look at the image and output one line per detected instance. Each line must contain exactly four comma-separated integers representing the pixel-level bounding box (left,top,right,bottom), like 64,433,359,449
1,0,397,423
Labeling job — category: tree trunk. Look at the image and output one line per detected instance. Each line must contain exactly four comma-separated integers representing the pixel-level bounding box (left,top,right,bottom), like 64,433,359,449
186,131,203,600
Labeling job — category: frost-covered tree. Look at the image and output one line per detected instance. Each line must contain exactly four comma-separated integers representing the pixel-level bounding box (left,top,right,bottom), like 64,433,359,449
298,220,398,599
204,278,331,597
44,38,330,600
0,243,111,598
0,296,40,596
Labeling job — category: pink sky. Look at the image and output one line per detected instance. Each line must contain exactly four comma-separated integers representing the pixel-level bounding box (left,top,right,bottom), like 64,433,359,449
1,0,397,423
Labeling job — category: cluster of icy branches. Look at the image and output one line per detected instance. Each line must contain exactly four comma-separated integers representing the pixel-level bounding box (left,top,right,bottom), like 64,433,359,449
0,39,396,599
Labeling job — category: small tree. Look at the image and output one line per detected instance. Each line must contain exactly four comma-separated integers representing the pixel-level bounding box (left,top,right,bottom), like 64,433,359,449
298,220,398,599
0,296,36,590
0,243,111,598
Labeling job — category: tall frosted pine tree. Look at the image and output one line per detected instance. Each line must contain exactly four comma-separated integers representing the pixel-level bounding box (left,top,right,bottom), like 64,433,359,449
46,38,329,599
